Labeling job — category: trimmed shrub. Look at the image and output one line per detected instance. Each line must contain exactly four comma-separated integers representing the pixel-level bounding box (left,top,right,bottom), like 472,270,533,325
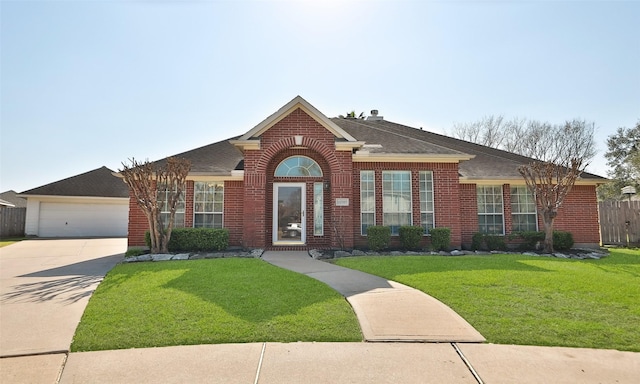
553,231,574,250
366,226,391,252
485,235,506,251
471,233,506,251
145,228,229,252
471,233,484,251
399,226,424,250
430,227,451,251
510,230,573,251
510,231,545,250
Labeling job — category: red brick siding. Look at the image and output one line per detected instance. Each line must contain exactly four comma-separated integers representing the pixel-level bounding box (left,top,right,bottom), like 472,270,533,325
553,185,600,245
127,187,148,247
351,163,462,249
184,181,194,228
224,180,244,246
459,183,600,248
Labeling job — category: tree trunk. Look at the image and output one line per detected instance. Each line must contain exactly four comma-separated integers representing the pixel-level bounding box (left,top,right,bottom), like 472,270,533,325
542,209,556,254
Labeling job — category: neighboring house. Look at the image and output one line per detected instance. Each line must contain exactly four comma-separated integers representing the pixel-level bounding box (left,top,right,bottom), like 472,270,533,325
1,191,27,237
0,190,27,208
20,166,129,237
126,96,605,250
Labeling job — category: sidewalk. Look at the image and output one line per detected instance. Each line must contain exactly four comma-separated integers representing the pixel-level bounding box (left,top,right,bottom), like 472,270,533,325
261,251,485,342
57,342,640,384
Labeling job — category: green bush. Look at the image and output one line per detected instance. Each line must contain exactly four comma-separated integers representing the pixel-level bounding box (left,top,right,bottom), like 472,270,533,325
430,227,451,251
553,231,574,250
399,226,424,250
145,228,229,252
366,226,391,252
485,235,506,251
510,231,545,250
471,233,484,251
471,233,506,251
510,230,573,251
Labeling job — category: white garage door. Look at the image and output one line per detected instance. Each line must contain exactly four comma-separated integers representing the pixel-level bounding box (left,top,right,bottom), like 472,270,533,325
39,202,128,237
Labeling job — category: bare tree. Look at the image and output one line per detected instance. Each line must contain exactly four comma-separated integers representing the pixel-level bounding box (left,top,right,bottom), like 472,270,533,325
450,117,597,166
120,157,191,253
518,159,584,253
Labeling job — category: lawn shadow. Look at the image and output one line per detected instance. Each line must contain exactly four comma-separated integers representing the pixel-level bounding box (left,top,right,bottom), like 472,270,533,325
161,260,341,323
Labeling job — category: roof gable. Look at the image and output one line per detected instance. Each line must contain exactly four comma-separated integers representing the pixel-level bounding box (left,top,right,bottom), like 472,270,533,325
236,96,358,143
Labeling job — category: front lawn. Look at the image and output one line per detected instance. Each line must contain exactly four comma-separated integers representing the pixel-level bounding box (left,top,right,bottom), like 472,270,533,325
71,258,361,352
335,248,640,352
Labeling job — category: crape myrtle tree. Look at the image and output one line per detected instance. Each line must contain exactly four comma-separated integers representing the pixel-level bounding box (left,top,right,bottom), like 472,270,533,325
518,159,584,253
452,117,596,253
119,157,191,254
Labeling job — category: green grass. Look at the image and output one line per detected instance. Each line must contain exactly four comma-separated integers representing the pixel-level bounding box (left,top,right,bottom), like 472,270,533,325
71,258,361,351
0,238,23,248
335,248,640,352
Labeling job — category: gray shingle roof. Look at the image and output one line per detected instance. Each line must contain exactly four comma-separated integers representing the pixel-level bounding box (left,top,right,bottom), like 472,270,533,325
331,118,606,181
0,190,27,208
20,166,129,198
150,137,244,175
145,116,605,182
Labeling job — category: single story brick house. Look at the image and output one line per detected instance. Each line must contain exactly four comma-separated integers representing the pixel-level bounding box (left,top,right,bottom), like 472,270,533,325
126,96,605,250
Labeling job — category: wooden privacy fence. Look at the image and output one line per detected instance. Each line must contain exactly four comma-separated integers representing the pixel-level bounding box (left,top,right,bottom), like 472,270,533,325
0,207,26,238
599,201,640,246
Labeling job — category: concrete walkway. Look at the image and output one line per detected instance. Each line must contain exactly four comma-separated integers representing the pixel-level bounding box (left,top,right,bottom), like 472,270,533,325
261,251,485,343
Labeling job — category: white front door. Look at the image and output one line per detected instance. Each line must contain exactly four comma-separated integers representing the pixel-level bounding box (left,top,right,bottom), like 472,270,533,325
273,183,306,245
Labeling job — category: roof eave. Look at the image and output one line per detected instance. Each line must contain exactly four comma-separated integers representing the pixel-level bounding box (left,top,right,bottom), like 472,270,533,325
352,153,475,163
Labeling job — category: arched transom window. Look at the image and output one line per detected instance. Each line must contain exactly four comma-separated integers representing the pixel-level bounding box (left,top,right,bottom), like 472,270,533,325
275,156,323,177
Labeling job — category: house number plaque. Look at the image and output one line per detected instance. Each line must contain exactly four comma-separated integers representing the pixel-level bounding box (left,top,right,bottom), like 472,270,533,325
335,198,349,207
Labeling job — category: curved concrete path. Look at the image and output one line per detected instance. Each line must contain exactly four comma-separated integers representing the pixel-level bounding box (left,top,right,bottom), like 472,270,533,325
261,251,485,343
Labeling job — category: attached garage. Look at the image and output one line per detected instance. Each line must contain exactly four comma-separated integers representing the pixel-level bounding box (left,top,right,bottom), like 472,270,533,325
20,167,130,238
38,201,128,237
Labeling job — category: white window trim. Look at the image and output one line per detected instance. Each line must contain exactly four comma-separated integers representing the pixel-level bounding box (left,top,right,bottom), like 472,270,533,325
158,184,186,228
382,170,413,236
477,185,505,235
419,171,435,235
360,170,375,236
510,186,538,232
193,181,224,229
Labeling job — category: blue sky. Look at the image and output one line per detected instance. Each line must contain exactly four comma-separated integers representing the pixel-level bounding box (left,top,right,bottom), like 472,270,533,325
1,0,639,193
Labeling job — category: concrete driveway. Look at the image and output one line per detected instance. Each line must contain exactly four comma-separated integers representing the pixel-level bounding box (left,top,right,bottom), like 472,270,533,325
0,238,125,382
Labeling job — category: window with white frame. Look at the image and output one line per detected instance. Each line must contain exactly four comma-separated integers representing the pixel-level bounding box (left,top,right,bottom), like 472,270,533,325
194,182,224,228
274,156,322,177
510,186,537,232
383,171,412,235
313,182,323,236
419,171,435,234
360,171,375,235
158,184,185,228
477,185,504,234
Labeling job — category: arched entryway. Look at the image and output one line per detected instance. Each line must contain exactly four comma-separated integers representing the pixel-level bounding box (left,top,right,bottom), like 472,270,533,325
267,153,331,248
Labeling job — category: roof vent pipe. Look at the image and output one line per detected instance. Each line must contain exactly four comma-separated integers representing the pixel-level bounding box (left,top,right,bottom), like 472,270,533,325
367,110,384,121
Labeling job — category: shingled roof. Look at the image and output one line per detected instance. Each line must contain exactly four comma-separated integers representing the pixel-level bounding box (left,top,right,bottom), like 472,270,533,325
21,166,129,198
332,118,606,181
142,113,606,182
0,190,27,208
